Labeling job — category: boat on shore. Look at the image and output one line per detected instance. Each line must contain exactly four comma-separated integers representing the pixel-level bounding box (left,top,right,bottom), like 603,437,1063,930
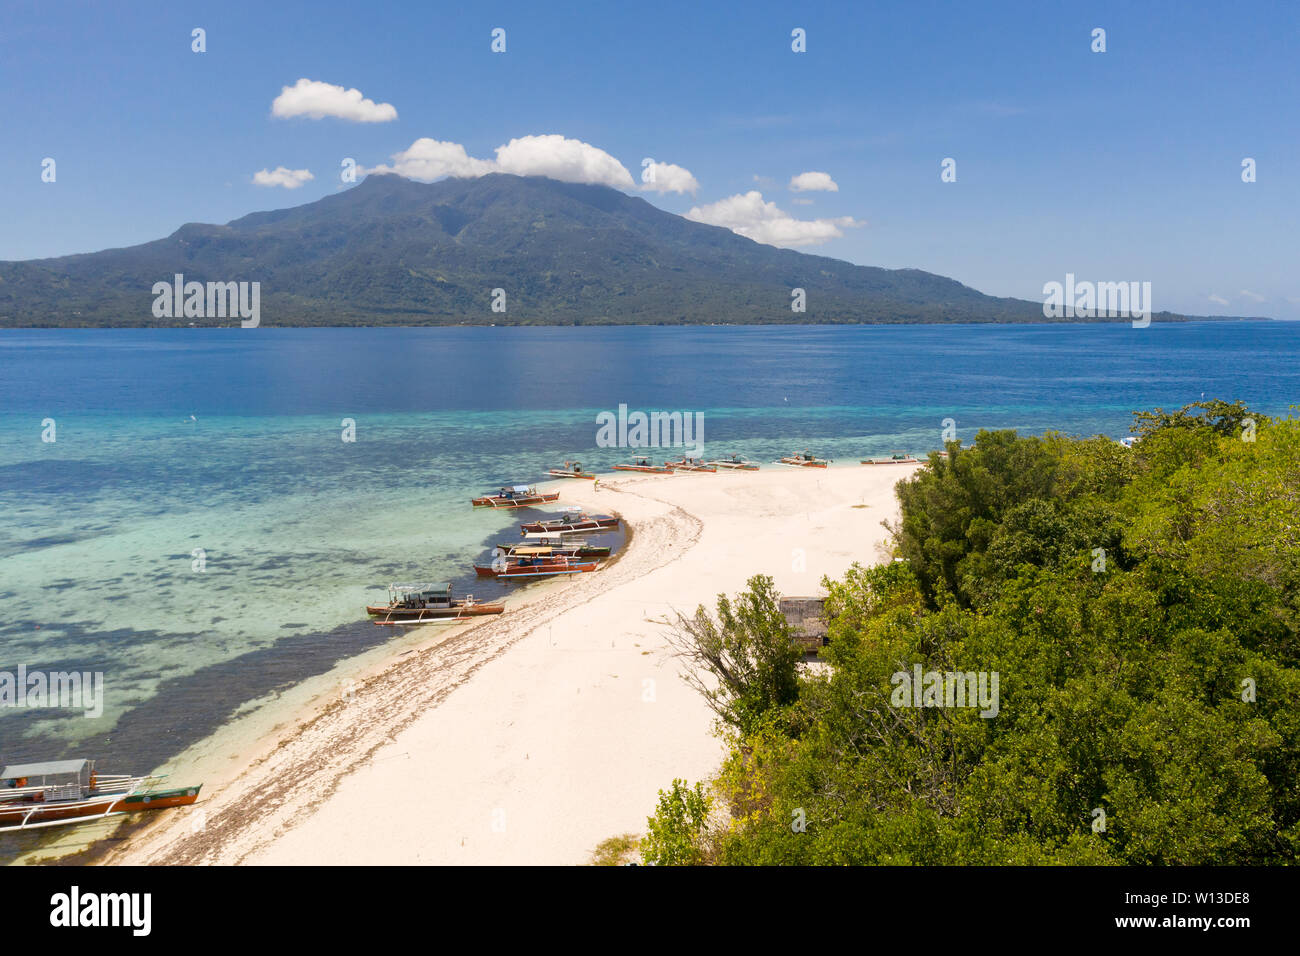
666,456,716,473
611,455,673,474
548,460,596,480
496,538,611,558
366,583,504,624
0,759,201,833
861,451,919,465
776,451,830,468
471,485,561,508
519,510,620,535
474,552,601,579
708,455,759,471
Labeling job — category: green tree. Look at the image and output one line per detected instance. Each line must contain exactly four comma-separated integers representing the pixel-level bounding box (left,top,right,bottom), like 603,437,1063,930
642,780,712,866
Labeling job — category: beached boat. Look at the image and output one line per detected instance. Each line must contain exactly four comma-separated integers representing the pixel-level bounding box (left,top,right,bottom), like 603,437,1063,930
519,510,620,535
496,538,611,558
666,456,717,473
366,583,503,624
775,451,830,468
0,759,201,833
708,455,759,471
548,460,596,480
474,552,601,579
611,455,673,474
471,485,561,508
860,451,920,465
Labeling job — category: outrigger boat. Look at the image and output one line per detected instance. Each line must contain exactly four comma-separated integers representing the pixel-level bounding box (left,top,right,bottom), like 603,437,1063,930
519,509,620,535
496,537,611,558
776,451,830,468
474,552,601,579
366,583,503,625
471,485,561,509
860,451,919,465
0,759,201,833
548,460,596,480
611,455,673,474
708,455,759,471
666,456,716,473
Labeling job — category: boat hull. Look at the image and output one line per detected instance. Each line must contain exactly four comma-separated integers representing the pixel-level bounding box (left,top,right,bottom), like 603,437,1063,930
519,517,620,534
471,493,561,508
0,784,201,830
496,543,611,558
611,464,673,474
474,561,599,579
366,604,504,618
548,470,596,480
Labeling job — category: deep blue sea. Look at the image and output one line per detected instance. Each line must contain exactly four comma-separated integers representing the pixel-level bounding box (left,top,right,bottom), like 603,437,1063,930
1,321,1297,818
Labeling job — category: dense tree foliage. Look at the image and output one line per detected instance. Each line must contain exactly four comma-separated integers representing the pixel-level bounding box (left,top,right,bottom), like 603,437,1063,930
650,402,1300,864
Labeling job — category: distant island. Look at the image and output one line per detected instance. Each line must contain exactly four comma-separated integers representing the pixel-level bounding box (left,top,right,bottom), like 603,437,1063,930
0,173,1236,328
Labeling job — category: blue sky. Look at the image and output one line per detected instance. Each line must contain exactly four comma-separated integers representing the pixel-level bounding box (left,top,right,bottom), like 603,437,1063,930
2,0,1298,318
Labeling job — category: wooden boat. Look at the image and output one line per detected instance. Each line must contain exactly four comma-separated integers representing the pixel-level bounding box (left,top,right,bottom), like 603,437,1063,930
860,451,919,465
548,460,596,480
496,538,611,558
666,457,716,473
367,583,503,624
474,552,600,579
0,759,201,833
708,455,759,471
775,451,830,468
519,510,620,535
611,455,673,474
471,485,561,508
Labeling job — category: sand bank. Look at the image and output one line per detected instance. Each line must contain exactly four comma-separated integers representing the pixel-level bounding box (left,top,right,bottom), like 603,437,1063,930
104,462,917,865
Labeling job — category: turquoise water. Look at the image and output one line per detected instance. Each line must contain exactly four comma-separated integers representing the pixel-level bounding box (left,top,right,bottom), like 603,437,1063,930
0,322,1296,785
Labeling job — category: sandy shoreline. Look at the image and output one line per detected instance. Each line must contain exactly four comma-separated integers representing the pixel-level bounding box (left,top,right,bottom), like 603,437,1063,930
100,462,917,865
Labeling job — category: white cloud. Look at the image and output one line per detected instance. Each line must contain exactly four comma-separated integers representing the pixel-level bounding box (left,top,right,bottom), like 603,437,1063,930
685,191,861,247
365,138,495,181
271,78,397,123
364,134,634,189
1208,294,1229,306
789,171,839,192
493,135,634,187
252,166,315,189
790,197,814,205
1239,289,1266,302
639,160,699,195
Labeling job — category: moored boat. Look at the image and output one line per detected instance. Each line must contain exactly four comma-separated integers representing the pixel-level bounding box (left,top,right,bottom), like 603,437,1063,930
708,455,759,471
474,552,601,579
471,485,561,508
366,583,504,624
519,510,620,535
548,460,596,480
776,451,830,468
496,537,611,558
666,456,717,473
611,455,674,474
860,451,919,465
0,759,201,833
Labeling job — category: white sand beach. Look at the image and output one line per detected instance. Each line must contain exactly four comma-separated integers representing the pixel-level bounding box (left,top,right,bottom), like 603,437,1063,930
104,462,918,866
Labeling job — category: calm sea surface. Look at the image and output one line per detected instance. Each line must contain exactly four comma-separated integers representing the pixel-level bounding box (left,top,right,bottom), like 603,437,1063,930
1,322,1296,834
